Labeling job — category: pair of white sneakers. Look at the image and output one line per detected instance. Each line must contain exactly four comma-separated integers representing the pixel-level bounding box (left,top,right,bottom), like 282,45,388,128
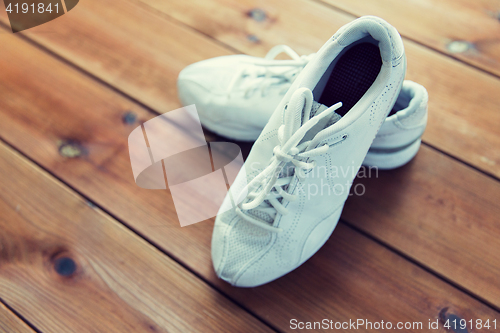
177,16,428,287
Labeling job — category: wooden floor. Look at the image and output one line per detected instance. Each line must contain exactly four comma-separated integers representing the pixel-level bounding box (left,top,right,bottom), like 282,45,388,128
0,0,499,332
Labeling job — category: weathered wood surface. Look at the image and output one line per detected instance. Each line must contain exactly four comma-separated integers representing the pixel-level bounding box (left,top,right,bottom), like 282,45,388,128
0,25,498,332
320,0,500,77
0,302,34,333
0,0,499,331
0,0,231,114
0,143,272,333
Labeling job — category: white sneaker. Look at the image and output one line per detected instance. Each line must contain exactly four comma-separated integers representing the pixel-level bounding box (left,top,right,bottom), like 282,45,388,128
178,49,427,171
211,16,406,287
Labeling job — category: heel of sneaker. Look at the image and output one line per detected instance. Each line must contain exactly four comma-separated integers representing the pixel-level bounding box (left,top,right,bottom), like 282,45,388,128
363,138,421,170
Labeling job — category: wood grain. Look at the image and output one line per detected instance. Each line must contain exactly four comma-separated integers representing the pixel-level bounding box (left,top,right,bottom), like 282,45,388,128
0,20,499,331
0,302,34,333
0,142,271,333
0,0,231,114
2,0,499,178
319,0,500,77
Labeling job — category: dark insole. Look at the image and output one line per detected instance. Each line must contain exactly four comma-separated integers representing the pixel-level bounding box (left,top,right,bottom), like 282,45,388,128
318,43,382,116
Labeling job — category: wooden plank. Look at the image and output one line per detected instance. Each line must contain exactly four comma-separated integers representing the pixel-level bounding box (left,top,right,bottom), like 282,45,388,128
0,302,34,333
0,19,499,328
3,142,499,333
319,0,500,77
0,143,272,333
0,0,231,114
1,0,498,178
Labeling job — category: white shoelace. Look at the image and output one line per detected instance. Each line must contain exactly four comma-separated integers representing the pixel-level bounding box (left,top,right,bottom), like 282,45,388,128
226,45,314,98
235,89,342,233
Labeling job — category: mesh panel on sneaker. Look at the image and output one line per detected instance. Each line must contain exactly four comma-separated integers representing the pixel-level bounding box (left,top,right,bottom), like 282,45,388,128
310,101,342,128
241,179,275,223
247,205,274,223
310,101,326,118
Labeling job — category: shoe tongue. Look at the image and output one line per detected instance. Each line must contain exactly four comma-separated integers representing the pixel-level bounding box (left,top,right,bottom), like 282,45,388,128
298,101,342,144
310,101,342,124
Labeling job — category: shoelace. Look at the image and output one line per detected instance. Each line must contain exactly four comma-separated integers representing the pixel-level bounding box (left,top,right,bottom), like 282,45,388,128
235,88,342,233
226,45,314,98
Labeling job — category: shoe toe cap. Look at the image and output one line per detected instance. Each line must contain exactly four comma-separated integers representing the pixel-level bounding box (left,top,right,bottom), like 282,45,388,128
231,261,285,288
211,212,275,287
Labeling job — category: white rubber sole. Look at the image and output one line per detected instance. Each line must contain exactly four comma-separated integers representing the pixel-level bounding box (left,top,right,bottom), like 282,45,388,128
363,138,421,170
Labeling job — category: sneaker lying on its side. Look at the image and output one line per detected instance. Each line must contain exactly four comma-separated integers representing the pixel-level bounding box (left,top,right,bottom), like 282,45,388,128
178,48,427,170
211,16,406,287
